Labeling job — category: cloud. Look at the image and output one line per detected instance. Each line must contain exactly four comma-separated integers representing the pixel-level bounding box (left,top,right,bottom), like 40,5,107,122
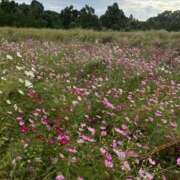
14,0,180,20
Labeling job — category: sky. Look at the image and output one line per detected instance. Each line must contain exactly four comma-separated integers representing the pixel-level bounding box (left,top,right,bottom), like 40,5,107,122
14,0,180,21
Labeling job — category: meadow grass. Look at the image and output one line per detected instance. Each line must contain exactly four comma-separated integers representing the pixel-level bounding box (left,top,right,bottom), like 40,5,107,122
1,27,180,47
0,28,179,179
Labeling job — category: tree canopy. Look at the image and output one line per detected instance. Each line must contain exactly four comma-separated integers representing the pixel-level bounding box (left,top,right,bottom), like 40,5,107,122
0,0,180,31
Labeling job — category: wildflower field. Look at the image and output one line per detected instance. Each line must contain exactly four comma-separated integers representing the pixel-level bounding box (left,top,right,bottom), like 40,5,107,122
0,28,179,180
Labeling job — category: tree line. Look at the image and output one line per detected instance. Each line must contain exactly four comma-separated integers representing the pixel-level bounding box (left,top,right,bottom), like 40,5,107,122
1,0,180,31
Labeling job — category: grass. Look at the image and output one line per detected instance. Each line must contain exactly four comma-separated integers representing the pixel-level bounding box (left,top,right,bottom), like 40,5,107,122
1,27,180,47
0,28,179,179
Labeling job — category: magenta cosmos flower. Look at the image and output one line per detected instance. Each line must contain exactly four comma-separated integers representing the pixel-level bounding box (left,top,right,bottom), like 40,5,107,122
58,134,70,145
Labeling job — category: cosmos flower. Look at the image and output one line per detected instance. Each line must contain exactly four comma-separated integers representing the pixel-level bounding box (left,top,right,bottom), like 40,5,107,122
66,148,77,154
177,157,180,166
56,175,65,180
114,128,128,137
113,149,126,160
104,159,113,168
139,169,154,180
17,52,22,58
19,125,29,133
102,98,115,109
148,158,156,165
58,134,70,145
87,127,96,136
121,161,131,172
6,54,13,60
81,135,95,142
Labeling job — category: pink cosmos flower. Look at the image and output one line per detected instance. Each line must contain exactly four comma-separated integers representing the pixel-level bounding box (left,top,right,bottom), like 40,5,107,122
16,116,23,121
105,153,112,161
102,98,115,109
139,169,154,180
114,128,128,137
112,140,117,148
121,161,131,172
104,159,113,168
148,158,156,165
81,135,95,142
101,130,107,136
72,87,86,96
19,121,25,126
113,149,126,160
41,118,49,125
56,175,65,180
87,127,96,136
66,148,77,154
170,122,177,128
177,157,180,166
100,148,113,168
146,172,154,180
100,147,108,156
155,110,162,117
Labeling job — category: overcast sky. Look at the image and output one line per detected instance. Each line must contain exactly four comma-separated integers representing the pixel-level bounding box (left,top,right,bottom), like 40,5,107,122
14,0,180,21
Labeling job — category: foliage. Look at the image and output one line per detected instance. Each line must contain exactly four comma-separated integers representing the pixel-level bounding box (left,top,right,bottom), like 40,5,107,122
146,10,180,31
78,5,100,30
100,3,128,30
1,1,180,31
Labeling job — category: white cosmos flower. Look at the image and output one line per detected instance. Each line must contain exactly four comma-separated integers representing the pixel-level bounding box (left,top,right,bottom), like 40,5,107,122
18,89,24,95
18,78,24,83
14,104,18,111
25,80,33,88
6,55,13,60
24,71,35,78
16,66,24,71
6,100,11,105
17,52,22,58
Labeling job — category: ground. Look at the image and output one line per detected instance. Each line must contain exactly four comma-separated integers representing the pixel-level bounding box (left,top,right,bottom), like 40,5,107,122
0,28,179,180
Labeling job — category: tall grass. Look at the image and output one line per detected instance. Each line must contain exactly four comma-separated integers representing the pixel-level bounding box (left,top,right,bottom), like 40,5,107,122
1,27,180,47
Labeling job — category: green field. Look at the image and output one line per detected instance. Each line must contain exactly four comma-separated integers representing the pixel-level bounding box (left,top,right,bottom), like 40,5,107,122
1,27,180,47
0,28,179,180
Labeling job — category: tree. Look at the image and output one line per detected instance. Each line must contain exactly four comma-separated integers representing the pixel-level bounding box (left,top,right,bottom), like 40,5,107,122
0,0,180,31
31,0,44,14
145,10,180,31
28,0,46,27
43,10,62,28
60,5,79,28
0,0,19,26
125,15,143,31
100,3,128,30
78,5,100,29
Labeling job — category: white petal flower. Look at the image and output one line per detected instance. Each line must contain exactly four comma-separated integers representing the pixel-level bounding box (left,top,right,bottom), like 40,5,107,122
24,71,35,78
18,89,24,95
17,52,22,58
6,54,13,60
25,80,33,88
